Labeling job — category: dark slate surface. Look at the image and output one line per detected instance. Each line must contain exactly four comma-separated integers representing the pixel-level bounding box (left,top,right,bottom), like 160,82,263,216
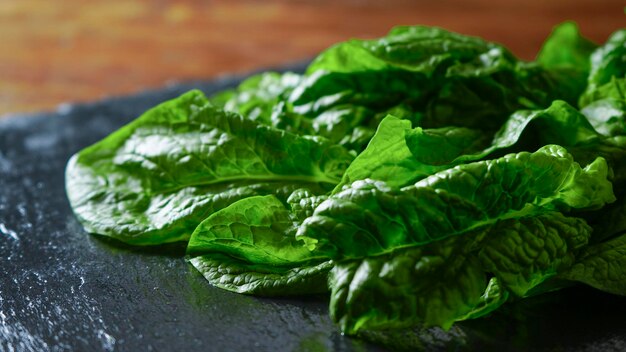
1,65,626,352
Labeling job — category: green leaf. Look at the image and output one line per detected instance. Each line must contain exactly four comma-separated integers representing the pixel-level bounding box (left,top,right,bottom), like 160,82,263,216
298,145,614,259
580,78,626,108
217,26,587,153
560,233,626,295
336,100,609,191
580,29,626,106
537,21,597,71
329,212,591,333
586,29,626,93
307,25,501,74
189,254,332,296
330,237,488,333
303,27,584,132
186,194,333,295
215,72,303,125
581,98,626,137
66,90,354,245
334,116,489,190
477,212,590,296
64,24,626,334
458,277,509,321
187,195,323,265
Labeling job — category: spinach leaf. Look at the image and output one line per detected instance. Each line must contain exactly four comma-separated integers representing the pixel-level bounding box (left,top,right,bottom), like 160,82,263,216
337,98,626,194
330,237,488,333
186,194,332,295
560,233,626,295
216,26,588,154
189,254,332,296
334,116,490,189
66,90,354,245
187,195,324,265
65,23,626,335
299,145,614,259
210,72,303,125
330,212,592,333
537,21,597,72
580,29,626,107
582,98,626,137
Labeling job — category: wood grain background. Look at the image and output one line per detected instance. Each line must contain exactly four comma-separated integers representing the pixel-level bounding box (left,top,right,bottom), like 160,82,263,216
0,0,624,117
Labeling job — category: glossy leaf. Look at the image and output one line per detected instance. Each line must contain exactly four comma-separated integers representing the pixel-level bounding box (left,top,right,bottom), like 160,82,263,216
66,90,354,245
187,195,323,265
298,145,614,259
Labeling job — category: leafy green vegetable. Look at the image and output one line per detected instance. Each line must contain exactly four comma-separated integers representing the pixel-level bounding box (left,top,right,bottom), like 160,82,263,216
65,23,626,337
330,212,591,333
187,195,320,264
189,254,332,296
537,21,597,72
65,90,354,245
560,233,626,296
299,146,614,259
334,116,490,189
217,26,587,153
186,194,333,295
582,97,626,136
338,98,626,197
579,29,626,107
330,237,489,332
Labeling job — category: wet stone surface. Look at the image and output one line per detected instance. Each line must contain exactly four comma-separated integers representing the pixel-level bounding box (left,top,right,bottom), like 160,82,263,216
1,65,626,352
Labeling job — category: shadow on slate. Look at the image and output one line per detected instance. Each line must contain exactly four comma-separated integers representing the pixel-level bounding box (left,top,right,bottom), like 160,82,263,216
1,62,626,352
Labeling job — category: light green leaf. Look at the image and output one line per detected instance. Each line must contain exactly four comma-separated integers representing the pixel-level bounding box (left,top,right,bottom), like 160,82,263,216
299,145,614,259
537,21,597,71
66,90,353,245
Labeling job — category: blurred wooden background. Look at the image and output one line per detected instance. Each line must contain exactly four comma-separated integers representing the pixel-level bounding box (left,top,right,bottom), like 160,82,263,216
0,0,624,117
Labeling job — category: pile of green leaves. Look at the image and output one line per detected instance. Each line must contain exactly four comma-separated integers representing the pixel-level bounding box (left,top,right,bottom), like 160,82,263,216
66,22,626,334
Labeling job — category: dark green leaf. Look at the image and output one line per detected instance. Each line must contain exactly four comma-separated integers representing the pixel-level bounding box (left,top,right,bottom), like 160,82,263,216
330,212,591,333
580,29,626,106
189,254,332,296
560,233,626,295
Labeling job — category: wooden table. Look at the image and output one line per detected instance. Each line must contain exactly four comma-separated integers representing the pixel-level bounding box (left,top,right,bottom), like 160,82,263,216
1,0,623,117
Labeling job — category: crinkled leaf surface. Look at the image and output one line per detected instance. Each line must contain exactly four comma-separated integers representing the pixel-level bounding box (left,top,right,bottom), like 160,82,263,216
336,100,607,190
299,145,614,259
189,254,333,296
330,237,487,333
186,194,332,295
64,24,626,336
216,26,587,153
187,195,323,265
560,233,626,295
580,29,626,106
330,212,592,333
